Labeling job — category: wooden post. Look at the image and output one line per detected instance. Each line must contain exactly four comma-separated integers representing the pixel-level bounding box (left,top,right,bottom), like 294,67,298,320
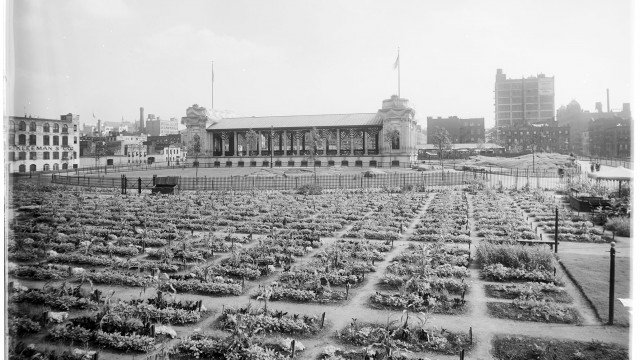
469,327,472,344
290,339,296,358
554,206,559,253
321,312,326,328
608,242,616,325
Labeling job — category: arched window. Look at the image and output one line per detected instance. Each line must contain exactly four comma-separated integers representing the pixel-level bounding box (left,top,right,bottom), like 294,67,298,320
43,135,50,145
10,121,15,131
29,122,36,131
18,164,26,172
62,163,68,169
391,130,400,150
19,121,26,131
43,164,50,171
29,134,37,145
53,163,59,170
29,164,37,172
18,134,26,145
62,124,68,133
43,123,50,132
53,124,60,132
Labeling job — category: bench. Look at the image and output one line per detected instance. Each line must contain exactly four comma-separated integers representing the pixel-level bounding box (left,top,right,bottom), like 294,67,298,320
516,239,555,250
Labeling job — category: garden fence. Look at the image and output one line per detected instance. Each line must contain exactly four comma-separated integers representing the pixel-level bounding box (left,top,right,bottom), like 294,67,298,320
51,168,589,192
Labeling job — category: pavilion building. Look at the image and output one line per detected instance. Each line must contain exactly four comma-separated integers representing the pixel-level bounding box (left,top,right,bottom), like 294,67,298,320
183,96,419,167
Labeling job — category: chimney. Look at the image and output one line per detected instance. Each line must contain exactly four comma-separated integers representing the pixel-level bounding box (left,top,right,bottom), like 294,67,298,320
606,89,610,112
140,107,145,131
595,102,602,113
97,119,101,135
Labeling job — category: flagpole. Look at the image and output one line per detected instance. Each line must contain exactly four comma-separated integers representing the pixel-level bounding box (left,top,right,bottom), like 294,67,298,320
397,47,400,98
211,60,218,112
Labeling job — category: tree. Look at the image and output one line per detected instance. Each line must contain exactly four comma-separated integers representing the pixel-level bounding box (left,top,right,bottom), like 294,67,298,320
307,127,324,182
383,128,400,150
245,129,258,156
188,135,202,177
431,127,452,175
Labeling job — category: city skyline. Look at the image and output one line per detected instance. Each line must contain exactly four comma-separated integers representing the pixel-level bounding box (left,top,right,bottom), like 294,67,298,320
6,0,635,129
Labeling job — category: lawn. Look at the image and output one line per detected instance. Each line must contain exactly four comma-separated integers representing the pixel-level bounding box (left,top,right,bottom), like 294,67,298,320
559,253,631,327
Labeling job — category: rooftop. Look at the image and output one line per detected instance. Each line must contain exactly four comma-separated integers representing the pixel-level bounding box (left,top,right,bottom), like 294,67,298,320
207,113,380,131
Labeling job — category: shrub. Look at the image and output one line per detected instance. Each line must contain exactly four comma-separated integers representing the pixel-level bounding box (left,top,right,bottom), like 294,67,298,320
604,217,631,237
296,183,323,195
476,242,554,271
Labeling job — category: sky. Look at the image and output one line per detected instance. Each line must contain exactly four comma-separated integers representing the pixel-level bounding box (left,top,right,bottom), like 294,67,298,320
5,0,636,129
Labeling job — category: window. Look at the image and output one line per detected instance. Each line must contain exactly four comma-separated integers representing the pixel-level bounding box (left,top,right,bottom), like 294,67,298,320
53,163,59,170
62,151,68,159
62,136,68,146
53,124,59,132
391,132,400,150
18,164,26,173
74,136,77,144
53,152,59,159
29,164,36,172
43,123,50,132
29,152,37,160
18,134,26,145
10,121,15,131
9,152,15,161
62,124,68,133
19,121,26,131
43,164,49,171
9,135,15,145
29,122,36,131
53,136,59,146
29,134,37,145
62,163,68,170
73,124,77,132
43,135,50,145
18,152,26,160
43,152,50,160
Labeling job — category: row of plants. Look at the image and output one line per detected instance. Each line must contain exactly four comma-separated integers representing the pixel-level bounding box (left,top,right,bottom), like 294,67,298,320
371,243,470,314
410,190,471,243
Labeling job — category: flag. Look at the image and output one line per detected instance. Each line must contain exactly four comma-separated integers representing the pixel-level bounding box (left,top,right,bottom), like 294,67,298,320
393,53,399,70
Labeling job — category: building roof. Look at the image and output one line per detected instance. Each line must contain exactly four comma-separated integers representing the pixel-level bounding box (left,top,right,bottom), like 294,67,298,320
207,113,380,131
418,143,505,150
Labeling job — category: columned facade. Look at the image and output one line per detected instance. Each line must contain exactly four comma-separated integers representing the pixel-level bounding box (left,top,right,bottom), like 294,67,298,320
184,96,417,167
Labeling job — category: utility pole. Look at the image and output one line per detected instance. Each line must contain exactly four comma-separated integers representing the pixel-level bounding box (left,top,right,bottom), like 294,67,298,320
608,242,616,325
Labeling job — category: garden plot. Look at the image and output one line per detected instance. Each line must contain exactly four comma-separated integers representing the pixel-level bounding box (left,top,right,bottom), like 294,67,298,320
334,314,473,356
371,242,470,314
256,239,393,303
472,190,537,242
510,189,608,243
343,192,425,241
493,335,628,360
409,189,471,243
476,241,580,324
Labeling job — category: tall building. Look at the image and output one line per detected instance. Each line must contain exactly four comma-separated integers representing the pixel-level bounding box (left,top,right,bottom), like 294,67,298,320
494,69,555,130
7,113,81,173
426,116,484,144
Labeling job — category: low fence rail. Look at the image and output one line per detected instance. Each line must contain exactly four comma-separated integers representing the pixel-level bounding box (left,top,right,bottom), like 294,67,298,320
51,169,583,192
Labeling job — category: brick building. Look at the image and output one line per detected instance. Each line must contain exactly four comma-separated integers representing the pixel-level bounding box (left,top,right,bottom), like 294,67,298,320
7,114,80,173
426,116,484,144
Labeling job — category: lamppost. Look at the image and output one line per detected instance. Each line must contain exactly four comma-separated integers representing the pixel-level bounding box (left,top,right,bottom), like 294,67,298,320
270,125,274,168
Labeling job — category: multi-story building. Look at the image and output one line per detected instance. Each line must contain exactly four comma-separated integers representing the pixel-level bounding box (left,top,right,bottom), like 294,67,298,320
587,116,631,158
146,116,179,136
159,144,186,165
497,122,570,154
426,116,484,144
494,69,555,130
144,134,182,164
557,100,631,155
7,114,80,173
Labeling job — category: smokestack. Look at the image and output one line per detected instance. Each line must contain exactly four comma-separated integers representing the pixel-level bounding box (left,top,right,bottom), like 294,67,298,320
606,89,610,112
140,107,145,131
97,119,101,135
